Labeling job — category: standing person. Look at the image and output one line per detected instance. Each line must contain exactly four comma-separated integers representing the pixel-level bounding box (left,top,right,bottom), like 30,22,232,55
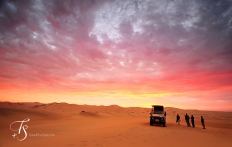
176,114,180,125
185,113,191,127
187,114,191,127
185,113,188,126
201,116,205,129
191,115,195,128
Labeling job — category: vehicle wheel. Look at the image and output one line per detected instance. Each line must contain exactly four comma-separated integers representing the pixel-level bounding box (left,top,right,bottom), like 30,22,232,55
150,121,153,126
163,122,166,127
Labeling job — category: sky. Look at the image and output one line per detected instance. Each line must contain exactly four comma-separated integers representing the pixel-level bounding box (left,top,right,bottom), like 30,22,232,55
0,0,232,111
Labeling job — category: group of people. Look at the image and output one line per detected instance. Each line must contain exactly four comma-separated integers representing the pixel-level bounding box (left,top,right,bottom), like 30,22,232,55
176,113,205,129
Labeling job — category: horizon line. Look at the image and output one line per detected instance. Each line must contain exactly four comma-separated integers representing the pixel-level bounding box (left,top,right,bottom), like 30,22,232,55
1,101,232,113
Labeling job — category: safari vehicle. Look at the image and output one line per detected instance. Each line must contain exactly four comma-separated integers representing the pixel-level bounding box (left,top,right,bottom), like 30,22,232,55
150,105,166,127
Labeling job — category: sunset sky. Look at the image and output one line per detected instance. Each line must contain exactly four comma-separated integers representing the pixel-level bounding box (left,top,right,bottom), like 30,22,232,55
0,0,232,111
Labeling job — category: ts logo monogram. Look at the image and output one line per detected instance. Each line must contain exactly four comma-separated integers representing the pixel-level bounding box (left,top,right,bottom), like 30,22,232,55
10,118,30,141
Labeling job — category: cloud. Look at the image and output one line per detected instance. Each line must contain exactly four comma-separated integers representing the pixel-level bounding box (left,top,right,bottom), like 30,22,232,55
0,0,232,105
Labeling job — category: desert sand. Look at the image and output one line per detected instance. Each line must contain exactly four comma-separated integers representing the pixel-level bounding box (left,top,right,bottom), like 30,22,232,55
0,102,232,147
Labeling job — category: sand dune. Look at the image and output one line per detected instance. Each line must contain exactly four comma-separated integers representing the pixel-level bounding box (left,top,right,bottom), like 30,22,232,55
0,102,232,147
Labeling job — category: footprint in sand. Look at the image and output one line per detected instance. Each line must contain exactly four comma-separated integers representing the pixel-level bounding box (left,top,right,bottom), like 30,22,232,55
79,141,87,146
95,143,101,147
66,144,76,146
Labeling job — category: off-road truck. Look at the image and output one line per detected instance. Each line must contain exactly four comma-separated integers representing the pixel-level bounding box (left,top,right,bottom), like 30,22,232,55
150,105,166,127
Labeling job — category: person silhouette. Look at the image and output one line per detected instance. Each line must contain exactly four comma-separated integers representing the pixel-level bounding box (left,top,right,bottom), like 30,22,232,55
185,113,191,127
176,114,180,125
191,115,195,128
201,116,205,129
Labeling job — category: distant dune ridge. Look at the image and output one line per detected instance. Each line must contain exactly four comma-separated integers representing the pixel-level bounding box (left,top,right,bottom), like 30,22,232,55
0,102,232,147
